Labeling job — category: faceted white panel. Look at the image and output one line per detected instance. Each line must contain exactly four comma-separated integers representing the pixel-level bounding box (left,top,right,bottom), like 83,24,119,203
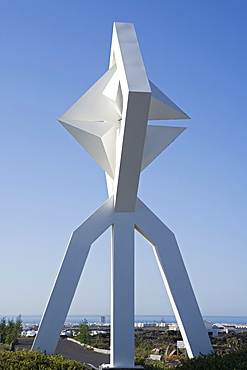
141,125,186,171
102,68,120,101
102,69,123,117
148,80,190,120
58,119,119,178
60,65,121,122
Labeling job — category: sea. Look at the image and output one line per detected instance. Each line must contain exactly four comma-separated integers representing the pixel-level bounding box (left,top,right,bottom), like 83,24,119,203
1,314,247,325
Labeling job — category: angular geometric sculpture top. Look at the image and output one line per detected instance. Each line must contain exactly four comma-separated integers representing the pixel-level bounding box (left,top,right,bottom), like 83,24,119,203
58,22,188,211
32,23,212,367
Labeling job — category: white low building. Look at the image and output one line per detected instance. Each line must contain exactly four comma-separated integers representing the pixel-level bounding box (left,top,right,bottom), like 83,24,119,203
21,330,37,337
205,322,247,337
166,321,247,337
134,322,155,328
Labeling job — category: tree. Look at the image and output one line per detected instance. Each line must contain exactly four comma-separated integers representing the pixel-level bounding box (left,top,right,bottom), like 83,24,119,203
77,319,92,345
0,317,7,343
0,315,22,345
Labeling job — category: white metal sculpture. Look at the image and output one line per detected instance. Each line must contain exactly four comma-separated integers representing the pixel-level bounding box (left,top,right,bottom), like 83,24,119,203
32,23,212,366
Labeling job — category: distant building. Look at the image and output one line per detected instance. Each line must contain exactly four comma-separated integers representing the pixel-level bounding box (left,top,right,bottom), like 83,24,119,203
134,322,154,328
168,323,180,331
134,322,167,328
208,322,247,337
21,330,37,337
166,321,247,338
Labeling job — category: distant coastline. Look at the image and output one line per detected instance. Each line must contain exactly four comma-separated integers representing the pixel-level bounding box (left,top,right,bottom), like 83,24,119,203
1,314,247,325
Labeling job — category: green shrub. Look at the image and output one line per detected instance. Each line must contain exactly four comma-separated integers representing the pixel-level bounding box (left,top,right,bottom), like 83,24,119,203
227,336,247,352
0,343,10,352
135,357,171,370
136,350,247,370
0,349,86,370
175,350,247,370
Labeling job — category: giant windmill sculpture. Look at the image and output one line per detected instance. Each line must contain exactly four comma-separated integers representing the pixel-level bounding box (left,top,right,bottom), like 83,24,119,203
32,23,212,367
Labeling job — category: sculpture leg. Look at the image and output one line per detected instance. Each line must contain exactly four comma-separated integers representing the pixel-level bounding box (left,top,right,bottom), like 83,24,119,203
135,198,212,358
32,196,114,354
110,212,135,367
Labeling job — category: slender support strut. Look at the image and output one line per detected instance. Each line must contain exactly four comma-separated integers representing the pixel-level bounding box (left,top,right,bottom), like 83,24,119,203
32,197,114,354
110,213,135,367
135,198,212,358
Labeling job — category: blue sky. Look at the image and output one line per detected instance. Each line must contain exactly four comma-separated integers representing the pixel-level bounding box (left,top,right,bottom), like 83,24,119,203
1,0,247,317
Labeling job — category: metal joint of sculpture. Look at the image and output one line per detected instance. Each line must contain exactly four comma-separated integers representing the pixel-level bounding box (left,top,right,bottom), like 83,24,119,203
32,22,212,367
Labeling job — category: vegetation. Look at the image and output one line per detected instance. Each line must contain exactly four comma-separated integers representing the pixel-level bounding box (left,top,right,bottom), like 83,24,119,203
1,318,246,370
76,319,92,346
226,336,247,352
135,355,176,370
134,329,247,369
73,323,247,369
0,315,22,346
135,350,247,370
135,328,182,360
174,350,247,369
75,319,109,349
0,349,86,370
0,343,10,352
